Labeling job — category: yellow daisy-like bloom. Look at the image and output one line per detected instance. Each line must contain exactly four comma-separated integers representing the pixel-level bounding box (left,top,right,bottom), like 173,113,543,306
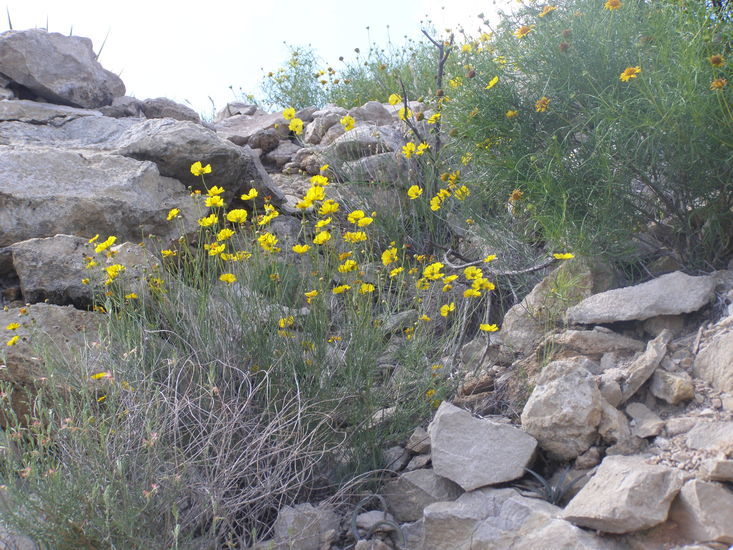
514,25,535,39
292,244,311,254
319,200,340,215
423,262,445,281
282,107,296,120
278,316,295,328
509,189,524,202
464,266,483,280
5,323,20,330
535,97,550,112
320,164,329,172
340,115,356,131
104,263,125,282
313,231,332,245
398,107,412,121
454,185,470,200
440,302,456,317
240,188,258,201
288,118,304,135
416,143,429,156
443,275,458,285
161,249,176,258
619,66,641,82
506,110,519,118
125,293,138,299
709,54,725,68
389,266,404,278
408,185,423,199
338,259,358,273
483,254,497,263
485,76,499,90
381,247,398,266
88,234,99,243
205,195,224,208
604,0,621,9
473,278,495,291
81,278,90,285
166,208,180,221
388,93,402,105
332,284,351,294
208,242,226,256
430,196,442,211
359,283,375,294
198,214,218,227
217,228,235,241
190,161,212,176
419,314,432,322
7,335,20,346
226,209,248,224
357,217,373,227
464,288,482,298
553,252,575,260
415,277,430,290
427,113,441,124
480,323,499,332
207,186,225,196
315,218,331,229
461,44,473,53
219,273,237,284
310,174,329,186
343,231,367,243
539,5,557,17
94,236,117,254
711,78,728,90
402,142,416,159
304,290,319,303
257,232,279,253
347,210,366,224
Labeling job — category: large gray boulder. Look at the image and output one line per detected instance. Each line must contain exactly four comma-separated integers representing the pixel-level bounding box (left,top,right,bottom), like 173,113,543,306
566,271,715,324
563,455,683,534
668,480,733,544
694,328,733,393
0,29,124,108
271,503,340,550
141,97,200,123
428,402,537,490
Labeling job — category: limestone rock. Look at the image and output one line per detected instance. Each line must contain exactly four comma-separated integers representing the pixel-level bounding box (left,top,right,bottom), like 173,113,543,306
566,271,715,324
214,102,259,122
323,125,403,161
625,402,664,438
382,468,462,522
406,426,431,454
429,401,537,490
685,421,733,452
214,111,289,146
0,98,101,124
618,329,672,404
694,329,733,393
538,328,645,364
141,97,200,123
98,96,144,118
699,459,733,482
521,358,603,460
303,107,345,144
263,140,301,169
271,503,340,550
650,369,695,405
348,101,394,125
0,29,124,108
563,455,683,534
668,480,733,544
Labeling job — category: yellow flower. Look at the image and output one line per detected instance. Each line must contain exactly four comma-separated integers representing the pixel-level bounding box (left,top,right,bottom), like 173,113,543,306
81,278,90,285
314,218,331,229
288,118,304,135
161,249,176,258
538,5,557,17
241,188,258,201
190,161,212,176
381,247,398,266
219,273,237,284
292,244,311,254
257,232,280,253
207,186,225,196
709,54,725,68
509,189,524,202
357,217,373,227
5,323,20,330
389,266,404,278
415,277,430,290
440,302,456,317
208,242,225,256
278,316,295,328
313,231,332,245
216,228,235,241
282,107,296,120
535,97,550,112
454,185,470,200
310,174,329,186
205,195,224,208
340,115,356,131
604,0,621,10
619,66,641,82
343,231,367,243
461,44,473,53
425,388,436,399
423,262,445,281
359,283,375,294
402,142,416,159
166,208,180,221
464,266,483,280
7,335,20,346
338,259,358,273
430,196,442,211
94,236,117,254
427,113,441,124
388,93,402,105
483,254,497,263
320,164,329,172
480,323,499,332
418,314,432,322
398,107,412,121
473,278,495,291
711,78,728,90
464,288,482,298
505,110,519,118
319,200,340,215
408,185,423,199
514,25,535,39
553,252,575,260
416,143,429,156
332,284,351,294
88,234,99,243
304,289,319,303
198,214,218,227
339,251,353,261
347,210,365,224
485,76,499,90
226,209,248,224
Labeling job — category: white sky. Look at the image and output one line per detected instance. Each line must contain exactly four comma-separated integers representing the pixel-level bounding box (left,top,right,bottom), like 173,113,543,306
2,0,514,116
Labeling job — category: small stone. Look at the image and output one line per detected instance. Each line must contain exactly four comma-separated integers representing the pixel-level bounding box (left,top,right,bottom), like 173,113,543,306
406,427,431,454
650,369,695,405
668,479,733,544
699,459,733,483
382,469,462,522
626,402,665,438
665,417,698,436
405,454,431,471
